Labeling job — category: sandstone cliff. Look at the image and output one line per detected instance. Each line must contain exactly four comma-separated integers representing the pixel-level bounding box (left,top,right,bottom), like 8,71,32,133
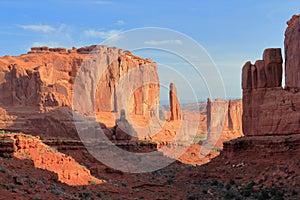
242,15,300,136
0,45,160,138
206,98,243,145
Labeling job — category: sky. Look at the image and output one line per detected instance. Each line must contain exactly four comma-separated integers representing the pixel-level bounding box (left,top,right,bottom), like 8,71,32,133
0,0,299,102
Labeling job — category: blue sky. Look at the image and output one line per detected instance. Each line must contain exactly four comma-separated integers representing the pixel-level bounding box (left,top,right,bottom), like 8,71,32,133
0,0,299,101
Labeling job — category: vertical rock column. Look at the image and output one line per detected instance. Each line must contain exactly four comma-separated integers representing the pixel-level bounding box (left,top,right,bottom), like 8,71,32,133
169,83,181,121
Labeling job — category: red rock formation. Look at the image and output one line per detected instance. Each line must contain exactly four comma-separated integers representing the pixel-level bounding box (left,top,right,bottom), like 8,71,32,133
1,134,102,186
169,83,181,121
0,45,160,137
285,14,300,88
242,14,300,136
206,99,243,145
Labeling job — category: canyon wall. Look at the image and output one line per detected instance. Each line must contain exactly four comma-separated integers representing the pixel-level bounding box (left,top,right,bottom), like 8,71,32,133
242,14,300,136
0,45,160,137
206,99,243,143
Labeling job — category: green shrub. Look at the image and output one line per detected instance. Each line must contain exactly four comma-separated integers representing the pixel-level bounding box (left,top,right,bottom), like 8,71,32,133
79,192,92,200
0,167,7,173
292,190,298,196
211,180,219,186
97,192,102,198
225,183,231,190
89,180,97,185
241,182,255,197
229,179,235,185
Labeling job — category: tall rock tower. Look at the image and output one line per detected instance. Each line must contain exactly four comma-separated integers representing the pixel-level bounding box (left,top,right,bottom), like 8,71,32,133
169,83,181,121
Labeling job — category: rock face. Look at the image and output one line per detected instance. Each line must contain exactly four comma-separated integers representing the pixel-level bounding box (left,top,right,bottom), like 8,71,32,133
285,14,300,88
169,83,181,121
206,99,243,143
242,15,300,136
0,46,160,138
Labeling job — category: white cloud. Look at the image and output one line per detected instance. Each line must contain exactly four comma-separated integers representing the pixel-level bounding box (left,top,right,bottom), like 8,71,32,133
25,24,76,51
84,29,122,39
144,40,183,46
20,24,55,33
115,20,125,25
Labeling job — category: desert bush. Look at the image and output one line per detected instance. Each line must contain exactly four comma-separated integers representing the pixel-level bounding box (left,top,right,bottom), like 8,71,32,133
89,180,97,185
0,167,7,173
79,192,92,200
241,181,255,197
229,179,235,185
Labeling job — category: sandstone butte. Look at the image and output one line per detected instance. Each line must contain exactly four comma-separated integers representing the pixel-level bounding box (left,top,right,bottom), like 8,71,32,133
0,45,160,138
242,14,300,136
219,13,300,172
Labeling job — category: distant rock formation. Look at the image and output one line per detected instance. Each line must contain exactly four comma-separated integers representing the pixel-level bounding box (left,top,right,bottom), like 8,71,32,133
242,14,300,136
169,83,181,121
0,45,160,138
206,98,243,144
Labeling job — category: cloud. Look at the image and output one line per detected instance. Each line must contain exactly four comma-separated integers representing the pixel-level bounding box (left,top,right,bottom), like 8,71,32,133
26,24,76,51
115,20,125,25
84,29,122,39
144,40,183,46
20,24,55,33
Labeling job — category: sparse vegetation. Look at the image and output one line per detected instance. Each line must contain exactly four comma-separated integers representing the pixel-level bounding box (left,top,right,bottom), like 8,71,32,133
192,134,207,143
0,167,7,173
79,192,92,200
121,182,128,187
97,192,102,198
241,181,255,197
211,147,222,152
89,180,97,185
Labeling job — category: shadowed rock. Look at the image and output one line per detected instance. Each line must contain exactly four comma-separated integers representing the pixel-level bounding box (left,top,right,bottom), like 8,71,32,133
113,109,137,140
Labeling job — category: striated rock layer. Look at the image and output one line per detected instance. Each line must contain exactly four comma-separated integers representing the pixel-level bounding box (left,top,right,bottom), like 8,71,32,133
242,15,300,136
0,45,160,138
